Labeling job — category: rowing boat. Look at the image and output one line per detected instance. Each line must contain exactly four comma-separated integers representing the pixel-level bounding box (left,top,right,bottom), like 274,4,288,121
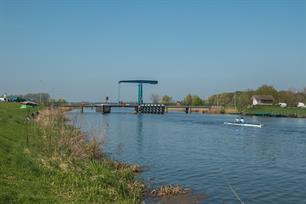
224,122,263,128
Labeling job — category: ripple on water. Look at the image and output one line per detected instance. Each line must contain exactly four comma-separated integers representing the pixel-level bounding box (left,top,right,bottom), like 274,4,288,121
67,111,306,204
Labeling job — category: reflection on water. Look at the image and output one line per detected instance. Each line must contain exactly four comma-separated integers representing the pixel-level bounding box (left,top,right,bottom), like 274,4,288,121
67,109,306,204
136,115,144,154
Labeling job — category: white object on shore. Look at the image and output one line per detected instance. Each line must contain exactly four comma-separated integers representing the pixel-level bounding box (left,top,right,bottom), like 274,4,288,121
297,102,306,108
224,122,263,128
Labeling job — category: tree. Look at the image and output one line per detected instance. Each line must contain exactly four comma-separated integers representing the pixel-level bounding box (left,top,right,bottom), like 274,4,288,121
218,93,234,107
50,98,67,106
255,85,278,102
151,94,161,103
236,92,251,108
183,94,193,105
161,95,173,104
191,95,203,106
22,93,50,104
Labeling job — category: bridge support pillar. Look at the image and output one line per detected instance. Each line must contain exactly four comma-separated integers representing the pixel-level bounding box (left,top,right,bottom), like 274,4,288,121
135,106,140,114
102,105,111,114
96,105,111,114
138,104,165,114
185,107,190,114
81,104,84,113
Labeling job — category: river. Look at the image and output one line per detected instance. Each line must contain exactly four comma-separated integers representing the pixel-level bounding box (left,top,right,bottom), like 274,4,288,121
67,109,306,204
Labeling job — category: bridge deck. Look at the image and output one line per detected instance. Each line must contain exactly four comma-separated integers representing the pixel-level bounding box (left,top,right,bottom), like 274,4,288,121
63,104,210,109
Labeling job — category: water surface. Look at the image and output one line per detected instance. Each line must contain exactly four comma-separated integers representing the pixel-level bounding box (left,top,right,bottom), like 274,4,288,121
67,109,306,203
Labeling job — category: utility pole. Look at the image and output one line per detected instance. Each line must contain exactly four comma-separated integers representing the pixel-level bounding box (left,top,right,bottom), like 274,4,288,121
234,92,237,110
217,94,219,106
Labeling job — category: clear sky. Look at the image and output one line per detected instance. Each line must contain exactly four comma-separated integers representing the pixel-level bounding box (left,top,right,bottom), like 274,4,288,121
0,0,305,102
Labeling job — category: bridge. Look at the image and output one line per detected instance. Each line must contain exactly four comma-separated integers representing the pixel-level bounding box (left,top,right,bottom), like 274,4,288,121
63,103,210,114
62,79,211,114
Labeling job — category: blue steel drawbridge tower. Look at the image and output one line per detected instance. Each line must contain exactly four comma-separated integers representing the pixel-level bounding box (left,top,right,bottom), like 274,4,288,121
118,80,158,105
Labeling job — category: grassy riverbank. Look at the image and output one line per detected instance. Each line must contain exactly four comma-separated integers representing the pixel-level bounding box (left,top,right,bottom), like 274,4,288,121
243,105,306,118
0,103,143,203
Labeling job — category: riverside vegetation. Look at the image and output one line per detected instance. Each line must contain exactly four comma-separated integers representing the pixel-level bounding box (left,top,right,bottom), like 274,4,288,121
243,105,306,118
0,103,144,203
155,85,306,108
156,85,306,117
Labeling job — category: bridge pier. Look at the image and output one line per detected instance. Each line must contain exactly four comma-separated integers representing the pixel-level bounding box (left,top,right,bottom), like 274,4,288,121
80,104,84,113
96,105,111,114
102,105,111,114
185,107,189,114
138,104,165,114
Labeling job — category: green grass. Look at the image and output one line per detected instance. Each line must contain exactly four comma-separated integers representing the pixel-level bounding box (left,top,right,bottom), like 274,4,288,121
243,105,306,118
0,103,143,203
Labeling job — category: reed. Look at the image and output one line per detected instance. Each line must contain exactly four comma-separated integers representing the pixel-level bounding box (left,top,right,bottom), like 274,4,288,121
0,103,144,203
149,185,190,197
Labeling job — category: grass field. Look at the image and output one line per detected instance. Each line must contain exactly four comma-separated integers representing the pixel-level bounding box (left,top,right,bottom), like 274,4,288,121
0,103,143,203
243,105,306,118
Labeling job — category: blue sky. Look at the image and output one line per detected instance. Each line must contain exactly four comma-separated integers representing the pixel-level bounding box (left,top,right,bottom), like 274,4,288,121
0,0,305,102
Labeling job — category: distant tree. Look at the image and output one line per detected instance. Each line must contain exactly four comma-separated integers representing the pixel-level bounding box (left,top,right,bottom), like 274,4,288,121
183,94,193,105
202,99,209,106
151,94,161,103
22,93,50,104
236,92,251,108
204,85,306,109
207,93,227,106
191,95,203,106
255,85,277,94
255,85,278,103
161,95,173,104
207,95,216,106
288,87,298,93
50,98,67,106
219,93,234,107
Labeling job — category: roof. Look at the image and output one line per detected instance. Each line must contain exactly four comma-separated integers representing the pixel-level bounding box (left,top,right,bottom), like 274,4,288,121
251,95,274,101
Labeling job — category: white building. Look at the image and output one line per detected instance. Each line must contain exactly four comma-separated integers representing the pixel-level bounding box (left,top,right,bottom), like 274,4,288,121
251,95,274,105
0,93,7,102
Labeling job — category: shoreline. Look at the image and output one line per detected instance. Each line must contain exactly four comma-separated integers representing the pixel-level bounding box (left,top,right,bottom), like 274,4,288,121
1,103,199,203
0,103,144,203
166,106,306,118
65,108,206,203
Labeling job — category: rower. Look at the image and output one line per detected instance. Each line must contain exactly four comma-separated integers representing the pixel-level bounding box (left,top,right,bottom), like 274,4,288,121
240,117,245,124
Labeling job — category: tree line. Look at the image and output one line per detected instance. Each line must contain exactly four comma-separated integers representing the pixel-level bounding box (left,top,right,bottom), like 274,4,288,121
151,85,306,108
7,93,67,106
